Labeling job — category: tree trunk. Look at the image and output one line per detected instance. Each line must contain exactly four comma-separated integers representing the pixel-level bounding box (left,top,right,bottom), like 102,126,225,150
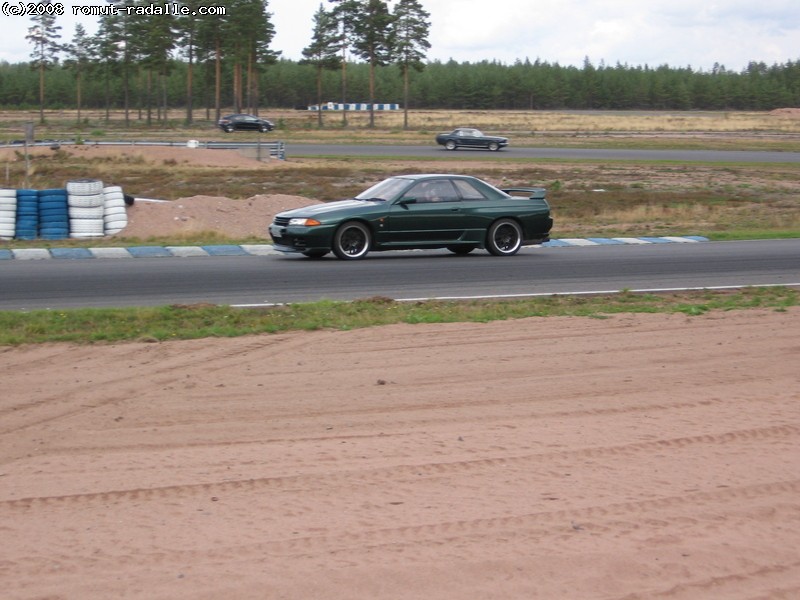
214,38,222,122
402,65,409,130
186,43,194,124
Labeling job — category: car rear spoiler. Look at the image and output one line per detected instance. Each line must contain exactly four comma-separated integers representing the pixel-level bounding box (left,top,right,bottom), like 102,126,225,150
501,187,547,199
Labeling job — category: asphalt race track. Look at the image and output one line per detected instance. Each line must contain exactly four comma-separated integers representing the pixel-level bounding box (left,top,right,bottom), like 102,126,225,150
285,144,800,163
1,239,798,310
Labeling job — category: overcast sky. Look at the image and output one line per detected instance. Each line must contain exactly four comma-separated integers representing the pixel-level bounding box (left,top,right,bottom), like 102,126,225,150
1,0,798,71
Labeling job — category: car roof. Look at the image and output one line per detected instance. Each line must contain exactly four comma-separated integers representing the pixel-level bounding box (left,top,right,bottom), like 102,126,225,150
394,174,476,181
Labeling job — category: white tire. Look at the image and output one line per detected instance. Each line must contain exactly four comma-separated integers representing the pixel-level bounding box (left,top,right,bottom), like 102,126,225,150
0,216,16,225
104,198,126,210
104,206,127,217
69,206,105,219
67,179,104,195
70,232,106,239
69,219,105,234
104,214,128,226
103,185,123,195
0,189,16,198
104,191,125,201
105,226,126,235
68,193,105,208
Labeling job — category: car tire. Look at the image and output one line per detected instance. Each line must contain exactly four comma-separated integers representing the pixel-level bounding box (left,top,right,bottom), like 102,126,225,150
486,218,523,256
445,140,457,151
488,142,500,151
332,221,371,260
225,125,234,133
447,245,476,255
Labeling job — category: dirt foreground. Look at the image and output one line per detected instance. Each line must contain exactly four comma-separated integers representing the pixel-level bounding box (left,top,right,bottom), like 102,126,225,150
1,308,799,599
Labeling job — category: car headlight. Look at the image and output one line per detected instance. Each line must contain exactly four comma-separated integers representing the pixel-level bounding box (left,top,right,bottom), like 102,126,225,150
288,218,321,227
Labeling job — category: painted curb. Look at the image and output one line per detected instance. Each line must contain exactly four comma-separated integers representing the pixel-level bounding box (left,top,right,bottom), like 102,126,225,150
0,237,709,259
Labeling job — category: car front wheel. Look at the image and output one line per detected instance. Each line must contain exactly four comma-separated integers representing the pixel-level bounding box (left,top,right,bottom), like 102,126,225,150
488,142,500,151
332,221,371,260
225,125,234,133
486,219,522,256
445,140,457,150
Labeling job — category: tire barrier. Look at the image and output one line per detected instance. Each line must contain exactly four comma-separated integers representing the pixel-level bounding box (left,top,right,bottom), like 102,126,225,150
0,180,130,240
102,185,129,236
38,188,69,240
15,189,38,240
0,188,16,240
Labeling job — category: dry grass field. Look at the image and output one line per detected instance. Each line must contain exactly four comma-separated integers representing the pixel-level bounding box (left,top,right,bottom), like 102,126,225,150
1,109,799,243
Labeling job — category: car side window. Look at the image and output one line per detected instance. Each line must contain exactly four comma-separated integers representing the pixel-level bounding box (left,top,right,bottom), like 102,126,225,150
453,179,488,201
407,180,459,203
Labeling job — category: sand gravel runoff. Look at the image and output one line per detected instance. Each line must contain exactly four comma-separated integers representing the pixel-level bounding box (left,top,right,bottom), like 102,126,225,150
1,308,799,599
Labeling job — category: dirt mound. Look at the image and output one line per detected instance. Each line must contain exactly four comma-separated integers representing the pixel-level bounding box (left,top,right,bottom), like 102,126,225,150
769,107,800,118
117,194,313,240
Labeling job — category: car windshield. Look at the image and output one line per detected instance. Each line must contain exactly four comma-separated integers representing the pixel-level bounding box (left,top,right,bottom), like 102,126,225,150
354,177,410,201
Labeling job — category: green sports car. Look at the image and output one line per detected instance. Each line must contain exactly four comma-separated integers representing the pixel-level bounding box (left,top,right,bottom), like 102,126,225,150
269,174,552,260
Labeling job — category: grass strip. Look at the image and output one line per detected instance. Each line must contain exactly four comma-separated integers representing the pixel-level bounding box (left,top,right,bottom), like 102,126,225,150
0,286,795,345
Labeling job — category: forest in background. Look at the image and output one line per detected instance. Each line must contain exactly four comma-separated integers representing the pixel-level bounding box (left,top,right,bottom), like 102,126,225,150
8,0,800,123
2,57,799,115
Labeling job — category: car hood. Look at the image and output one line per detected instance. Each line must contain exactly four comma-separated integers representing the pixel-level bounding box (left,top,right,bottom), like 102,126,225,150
277,198,384,220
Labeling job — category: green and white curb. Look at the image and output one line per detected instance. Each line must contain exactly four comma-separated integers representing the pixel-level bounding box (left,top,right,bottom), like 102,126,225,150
0,237,708,260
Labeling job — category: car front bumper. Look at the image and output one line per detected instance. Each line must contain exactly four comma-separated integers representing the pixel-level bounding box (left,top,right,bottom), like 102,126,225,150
269,223,334,254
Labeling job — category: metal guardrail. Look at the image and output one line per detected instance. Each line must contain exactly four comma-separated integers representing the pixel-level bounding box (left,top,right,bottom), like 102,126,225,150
1,139,287,160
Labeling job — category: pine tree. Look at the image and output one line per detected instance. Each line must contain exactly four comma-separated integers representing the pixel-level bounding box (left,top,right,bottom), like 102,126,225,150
225,0,278,114
301,3,343,127
350,0,395,128
328,0,361,125
63,24,92,124
26,14,63,124
392,0,430,129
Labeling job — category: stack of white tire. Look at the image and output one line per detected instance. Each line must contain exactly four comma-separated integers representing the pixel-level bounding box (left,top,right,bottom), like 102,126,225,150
0,188,16,240
103,185,128,235
67,178,106,239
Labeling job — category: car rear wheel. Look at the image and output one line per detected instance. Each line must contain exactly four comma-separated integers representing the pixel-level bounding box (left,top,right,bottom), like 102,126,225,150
486,219,522,256
445,140,457,150
332,221,371,260
488,142,500,151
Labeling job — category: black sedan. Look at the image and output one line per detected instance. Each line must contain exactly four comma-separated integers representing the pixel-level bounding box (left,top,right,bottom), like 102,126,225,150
435,127,509,151
217,114,275,133
269,174,552,260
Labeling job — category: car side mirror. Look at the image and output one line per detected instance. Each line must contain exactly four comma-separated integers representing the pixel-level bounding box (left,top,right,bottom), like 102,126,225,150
397,197,417,207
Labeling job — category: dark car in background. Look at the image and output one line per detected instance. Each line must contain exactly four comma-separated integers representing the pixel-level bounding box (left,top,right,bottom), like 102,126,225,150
435,127,509,151
269,174,551,260
217,114,275,133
